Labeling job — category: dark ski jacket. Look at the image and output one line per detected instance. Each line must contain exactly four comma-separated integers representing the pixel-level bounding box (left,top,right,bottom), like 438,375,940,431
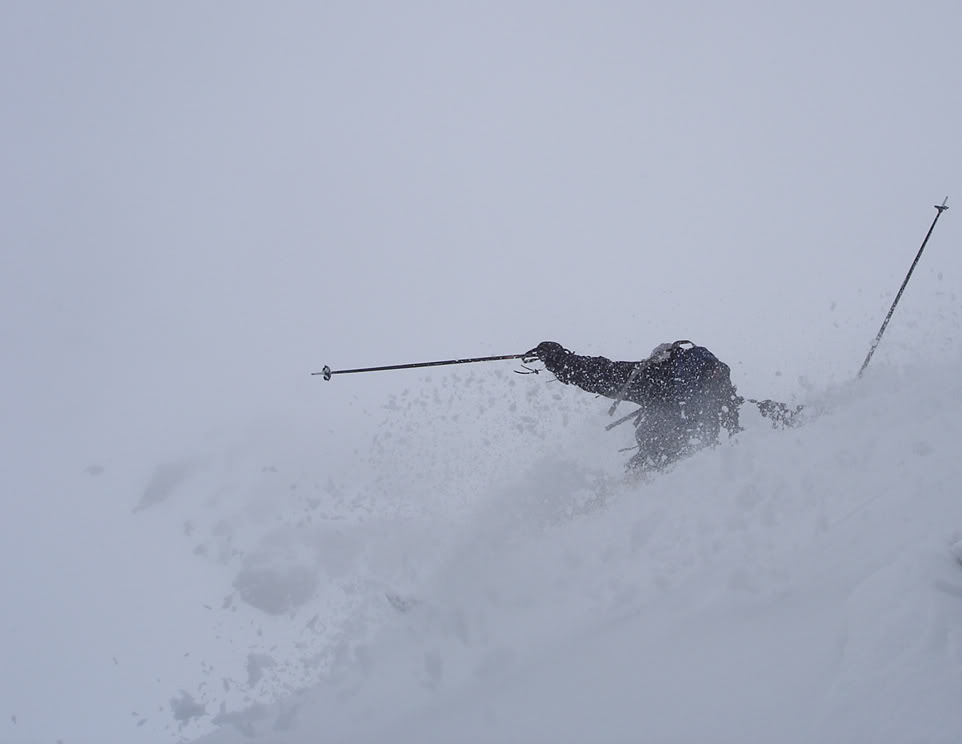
538,341,741,472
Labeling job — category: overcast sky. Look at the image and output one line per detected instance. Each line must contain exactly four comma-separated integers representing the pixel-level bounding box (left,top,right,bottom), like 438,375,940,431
4,0,962,448
2,2,962,741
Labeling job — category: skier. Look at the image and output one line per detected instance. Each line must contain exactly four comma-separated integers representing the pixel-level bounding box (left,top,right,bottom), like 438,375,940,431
529,340,743,473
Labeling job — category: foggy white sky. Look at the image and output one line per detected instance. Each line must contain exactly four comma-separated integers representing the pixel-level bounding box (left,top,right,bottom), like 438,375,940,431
3,0,962,444
2,2,962,741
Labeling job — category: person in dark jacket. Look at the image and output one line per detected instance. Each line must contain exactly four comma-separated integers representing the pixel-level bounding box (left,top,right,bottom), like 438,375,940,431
529,340,743,473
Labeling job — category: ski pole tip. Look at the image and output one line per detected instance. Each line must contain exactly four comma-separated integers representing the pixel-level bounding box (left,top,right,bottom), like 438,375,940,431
322,365,332,381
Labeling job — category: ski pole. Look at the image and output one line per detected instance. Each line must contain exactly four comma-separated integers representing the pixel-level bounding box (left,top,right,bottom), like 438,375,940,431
313,353,532,381
858,197,949,377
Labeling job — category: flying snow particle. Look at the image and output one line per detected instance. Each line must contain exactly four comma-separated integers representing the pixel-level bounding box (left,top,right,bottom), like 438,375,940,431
233,561,317,615
212,703,269,738
169,691,205,724
135,458,202,511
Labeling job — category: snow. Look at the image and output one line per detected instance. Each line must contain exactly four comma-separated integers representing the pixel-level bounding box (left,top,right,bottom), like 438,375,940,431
4,350,962,744
128,361,962,744
4,356,962,743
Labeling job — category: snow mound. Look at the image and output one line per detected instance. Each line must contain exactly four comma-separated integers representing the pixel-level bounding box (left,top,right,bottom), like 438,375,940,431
194,362,962,744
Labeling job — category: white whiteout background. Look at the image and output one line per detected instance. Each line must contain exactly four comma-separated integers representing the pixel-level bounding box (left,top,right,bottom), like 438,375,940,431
2,2,962,743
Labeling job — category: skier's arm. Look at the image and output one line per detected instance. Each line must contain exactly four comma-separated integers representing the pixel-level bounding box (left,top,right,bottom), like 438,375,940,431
754,399,804,428
531,342,643,399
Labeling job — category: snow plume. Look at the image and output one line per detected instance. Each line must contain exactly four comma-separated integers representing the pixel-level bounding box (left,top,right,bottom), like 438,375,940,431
175,360,962,744
4,357,962,744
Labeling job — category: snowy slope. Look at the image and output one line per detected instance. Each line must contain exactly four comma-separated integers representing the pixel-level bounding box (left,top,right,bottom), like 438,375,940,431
186,362,962,744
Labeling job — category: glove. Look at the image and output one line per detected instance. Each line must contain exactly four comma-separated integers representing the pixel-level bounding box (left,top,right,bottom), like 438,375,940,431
525,341,566,367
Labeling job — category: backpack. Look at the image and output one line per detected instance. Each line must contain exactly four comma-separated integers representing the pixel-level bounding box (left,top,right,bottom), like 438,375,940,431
672,343,722,381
